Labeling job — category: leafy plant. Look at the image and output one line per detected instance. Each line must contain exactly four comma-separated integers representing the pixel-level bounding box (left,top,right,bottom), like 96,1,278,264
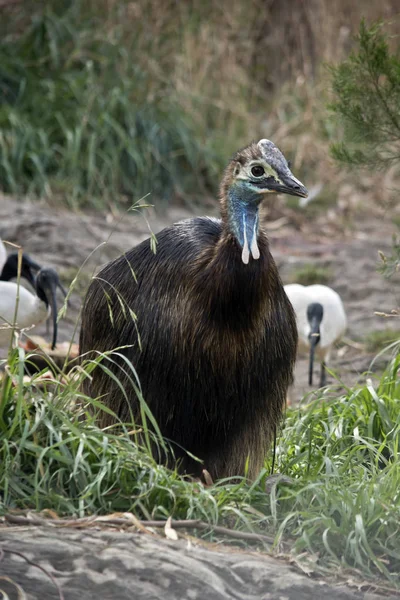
378,236,400,280
288,264,332,286
364,328,400,352
330,19,400,283
0,1,254,208
1,343,400,590
330,20,400,170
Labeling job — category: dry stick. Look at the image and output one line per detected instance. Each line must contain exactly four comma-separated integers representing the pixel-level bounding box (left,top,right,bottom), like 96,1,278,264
4,513,275,545
0,546,64,600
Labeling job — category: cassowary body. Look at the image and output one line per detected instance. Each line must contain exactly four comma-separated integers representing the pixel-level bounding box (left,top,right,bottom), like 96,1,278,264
80,140,308,480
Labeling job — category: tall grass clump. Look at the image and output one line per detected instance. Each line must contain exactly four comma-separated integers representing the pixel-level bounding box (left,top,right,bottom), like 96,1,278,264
0,345,269,523
0,1,264,209
1,341,400,589
2,2,400,210
273,350,400,585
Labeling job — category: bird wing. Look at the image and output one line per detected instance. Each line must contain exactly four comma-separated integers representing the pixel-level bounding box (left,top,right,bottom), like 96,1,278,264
283,284,314,346
0,282,48,330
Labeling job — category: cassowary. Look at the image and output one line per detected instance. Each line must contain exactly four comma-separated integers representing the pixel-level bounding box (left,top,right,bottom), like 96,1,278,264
80,139,308,480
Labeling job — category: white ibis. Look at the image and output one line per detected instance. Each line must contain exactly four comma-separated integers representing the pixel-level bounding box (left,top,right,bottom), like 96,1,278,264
0,251,41,287
0,268,66,350
284,283,347,386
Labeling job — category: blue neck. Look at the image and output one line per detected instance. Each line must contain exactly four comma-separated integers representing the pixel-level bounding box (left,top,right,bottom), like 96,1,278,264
227,184,261,264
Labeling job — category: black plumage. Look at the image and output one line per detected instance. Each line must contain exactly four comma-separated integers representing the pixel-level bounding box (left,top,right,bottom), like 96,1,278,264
80,140,307,480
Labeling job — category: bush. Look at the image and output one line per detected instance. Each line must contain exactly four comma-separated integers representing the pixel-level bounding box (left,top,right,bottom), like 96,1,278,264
330,20,400,170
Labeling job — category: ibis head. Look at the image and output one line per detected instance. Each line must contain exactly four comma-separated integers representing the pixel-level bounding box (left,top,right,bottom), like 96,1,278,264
0,252,41,288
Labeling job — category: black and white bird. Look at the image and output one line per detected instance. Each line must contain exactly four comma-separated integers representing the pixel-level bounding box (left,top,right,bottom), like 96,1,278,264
0,249,41,288
0,266,66,350
284,283,347,386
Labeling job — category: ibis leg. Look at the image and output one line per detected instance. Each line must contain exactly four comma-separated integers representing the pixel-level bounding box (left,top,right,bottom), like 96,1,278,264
320,361,326,387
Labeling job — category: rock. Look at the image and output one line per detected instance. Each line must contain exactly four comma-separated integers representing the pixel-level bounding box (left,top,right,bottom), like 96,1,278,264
0,526,393,600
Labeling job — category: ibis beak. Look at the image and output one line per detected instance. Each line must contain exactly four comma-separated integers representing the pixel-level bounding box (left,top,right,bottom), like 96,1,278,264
36,267,64,350
308,334,317,386
41,278,59,350
308,319,320,386
49,283,59,350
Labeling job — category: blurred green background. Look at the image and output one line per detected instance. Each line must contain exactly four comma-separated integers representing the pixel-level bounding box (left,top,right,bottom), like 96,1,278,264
1,0,398,210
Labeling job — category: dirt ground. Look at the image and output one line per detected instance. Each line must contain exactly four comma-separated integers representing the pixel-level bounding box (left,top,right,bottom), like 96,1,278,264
0,193,399,402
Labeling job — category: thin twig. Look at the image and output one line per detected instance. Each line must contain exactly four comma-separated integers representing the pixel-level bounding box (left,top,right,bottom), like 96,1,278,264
4,513,275,545
0,547,64,600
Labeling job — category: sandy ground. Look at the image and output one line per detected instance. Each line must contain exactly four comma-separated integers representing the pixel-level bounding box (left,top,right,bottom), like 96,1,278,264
0,193,399,402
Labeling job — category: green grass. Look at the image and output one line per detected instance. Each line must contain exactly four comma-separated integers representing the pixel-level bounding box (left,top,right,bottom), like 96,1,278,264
364,329,400,353
0,2,350,213
1,343,400,590
288,264,333,286
0,1,262,209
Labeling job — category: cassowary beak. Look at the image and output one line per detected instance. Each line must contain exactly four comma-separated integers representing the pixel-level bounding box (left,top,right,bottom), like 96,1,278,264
268,173,308,199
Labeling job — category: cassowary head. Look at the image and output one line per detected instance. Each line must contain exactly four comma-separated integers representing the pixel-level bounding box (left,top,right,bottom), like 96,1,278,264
220,139,308,264
221,139,308,200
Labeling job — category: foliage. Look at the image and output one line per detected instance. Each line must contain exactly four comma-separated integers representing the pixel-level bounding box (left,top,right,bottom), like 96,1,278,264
0,1,258,209
287,264,332,286
377,235,400,280
364,328,400,352
1,344,400,589
276,351,400,585
329,20,400,170
330,20,400,281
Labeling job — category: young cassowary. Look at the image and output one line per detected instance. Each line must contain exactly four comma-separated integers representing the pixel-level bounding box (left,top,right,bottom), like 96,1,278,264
80,140,308,480
284,284,347,387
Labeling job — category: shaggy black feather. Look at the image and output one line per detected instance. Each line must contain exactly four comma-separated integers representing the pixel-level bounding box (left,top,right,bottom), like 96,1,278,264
80,216,297,480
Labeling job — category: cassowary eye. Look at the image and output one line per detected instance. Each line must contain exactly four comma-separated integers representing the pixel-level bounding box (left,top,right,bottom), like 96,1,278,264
251,165,265,177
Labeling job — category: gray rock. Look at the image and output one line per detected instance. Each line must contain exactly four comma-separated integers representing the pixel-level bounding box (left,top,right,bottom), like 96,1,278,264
0,527,394,600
